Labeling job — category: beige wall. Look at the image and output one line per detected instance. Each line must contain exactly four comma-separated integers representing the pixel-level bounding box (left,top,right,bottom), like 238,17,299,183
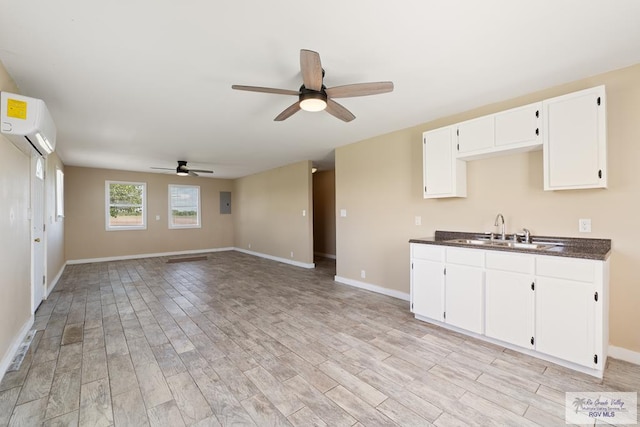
336,63,640,353
46,152,65,293
313,170,336,258
65,167,234,260
233,160,314,265
0,64,33,372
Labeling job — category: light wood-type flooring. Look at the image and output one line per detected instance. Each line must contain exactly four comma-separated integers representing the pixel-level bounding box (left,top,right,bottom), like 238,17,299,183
1,251,638,426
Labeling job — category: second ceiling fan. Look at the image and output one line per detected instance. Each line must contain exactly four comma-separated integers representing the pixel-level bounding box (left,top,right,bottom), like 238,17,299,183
232,49,393,122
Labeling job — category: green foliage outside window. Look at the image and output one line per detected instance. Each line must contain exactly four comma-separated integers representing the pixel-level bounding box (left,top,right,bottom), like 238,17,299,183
109,183,143,218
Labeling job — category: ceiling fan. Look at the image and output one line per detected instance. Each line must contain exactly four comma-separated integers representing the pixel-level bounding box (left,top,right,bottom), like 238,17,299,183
151,160,213,177
232,49,394,122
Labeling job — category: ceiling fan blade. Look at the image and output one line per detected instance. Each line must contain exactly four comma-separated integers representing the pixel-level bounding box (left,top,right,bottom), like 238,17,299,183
231,85,299,96
325,99,355,122
150,167,174,171
300,49,323,91
274,102,301,121
326,81,394,98
189,169,214,174
187,171,199,177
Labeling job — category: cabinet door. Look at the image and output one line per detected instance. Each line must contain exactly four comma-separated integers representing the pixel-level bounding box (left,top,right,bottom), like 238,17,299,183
423,127,466,198
456,115,494,154
485,270,534,348
445,265,484,334
411,259,444,321
543,86,607,190
495,102,541,148
535,277,595,367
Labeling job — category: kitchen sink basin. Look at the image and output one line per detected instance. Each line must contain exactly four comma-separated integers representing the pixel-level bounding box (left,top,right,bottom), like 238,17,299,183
446,238,557,250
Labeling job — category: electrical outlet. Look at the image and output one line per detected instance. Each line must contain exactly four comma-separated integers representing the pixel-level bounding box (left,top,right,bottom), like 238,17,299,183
360,270,366,279
248,243,251,249
290,251,294,258
415,216,422,226
579,218,592,233
302,209,306,217
155,215,160,221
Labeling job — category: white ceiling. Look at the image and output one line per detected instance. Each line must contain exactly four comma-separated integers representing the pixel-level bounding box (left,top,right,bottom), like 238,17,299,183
1,1,639,178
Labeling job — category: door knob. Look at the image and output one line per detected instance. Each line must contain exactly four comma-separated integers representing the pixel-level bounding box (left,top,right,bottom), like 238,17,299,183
34,238,41,242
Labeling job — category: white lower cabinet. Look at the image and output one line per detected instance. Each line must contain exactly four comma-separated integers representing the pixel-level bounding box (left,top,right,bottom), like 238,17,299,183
410,244,444,321
411,258,444,321
444,247,484,334
535,256,604,369
485,270,534,349
485,251,535,349
410,243,608,376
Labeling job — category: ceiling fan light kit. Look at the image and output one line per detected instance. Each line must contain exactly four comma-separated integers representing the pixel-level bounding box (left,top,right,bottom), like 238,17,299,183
232,49,393,122
299,90,327,112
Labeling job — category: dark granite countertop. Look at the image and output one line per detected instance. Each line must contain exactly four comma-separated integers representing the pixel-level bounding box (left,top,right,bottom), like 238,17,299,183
409,230,611,261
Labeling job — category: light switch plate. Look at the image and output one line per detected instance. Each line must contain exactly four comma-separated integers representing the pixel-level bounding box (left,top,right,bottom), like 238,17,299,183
340,209,347,217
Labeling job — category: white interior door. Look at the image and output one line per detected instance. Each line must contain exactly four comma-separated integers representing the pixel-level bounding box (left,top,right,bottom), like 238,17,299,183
31,154,46,312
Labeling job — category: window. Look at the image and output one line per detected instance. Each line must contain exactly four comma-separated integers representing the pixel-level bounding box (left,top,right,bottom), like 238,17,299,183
169,184,200,229
55,169,64,219
106,181,146,230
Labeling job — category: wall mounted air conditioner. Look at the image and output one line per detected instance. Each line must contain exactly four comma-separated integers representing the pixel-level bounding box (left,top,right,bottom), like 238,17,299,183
0,92,57,157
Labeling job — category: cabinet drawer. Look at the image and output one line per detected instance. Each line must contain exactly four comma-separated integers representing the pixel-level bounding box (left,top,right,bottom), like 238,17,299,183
486,251,534,274
446,247,484,267
536,256,596,282
411,244,444,262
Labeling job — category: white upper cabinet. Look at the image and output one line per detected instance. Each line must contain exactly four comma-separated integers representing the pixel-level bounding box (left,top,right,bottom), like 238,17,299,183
456,115,495,155
543,86,607,190
422,86,607,197
495,102,542,148
423,127,466,198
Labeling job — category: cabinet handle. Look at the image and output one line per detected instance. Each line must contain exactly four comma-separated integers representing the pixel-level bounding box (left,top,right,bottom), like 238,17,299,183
594,291,598,302
531,282,535,291
530,337,535,345
535,128,539,136
598,169,602,179
535,110,539,118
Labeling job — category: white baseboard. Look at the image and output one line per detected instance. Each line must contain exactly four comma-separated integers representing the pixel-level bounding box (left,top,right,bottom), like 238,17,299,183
66,247,235,265
234,248,315,269
0,315,34,385
608,345,640,365
334,275,410,301
46,263,67,298
314,252,336,260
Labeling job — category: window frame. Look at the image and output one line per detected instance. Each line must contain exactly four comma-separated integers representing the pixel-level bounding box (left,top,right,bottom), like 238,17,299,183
105,180,147,231
55,168,64,219
168,184,201,229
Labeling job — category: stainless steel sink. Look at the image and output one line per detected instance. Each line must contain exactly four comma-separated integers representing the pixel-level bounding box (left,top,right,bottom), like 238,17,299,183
446,238,556,250
449,239,493,246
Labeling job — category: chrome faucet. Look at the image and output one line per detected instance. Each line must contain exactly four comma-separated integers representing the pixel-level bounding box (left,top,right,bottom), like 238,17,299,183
494,213,506,240
522,228,531,244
